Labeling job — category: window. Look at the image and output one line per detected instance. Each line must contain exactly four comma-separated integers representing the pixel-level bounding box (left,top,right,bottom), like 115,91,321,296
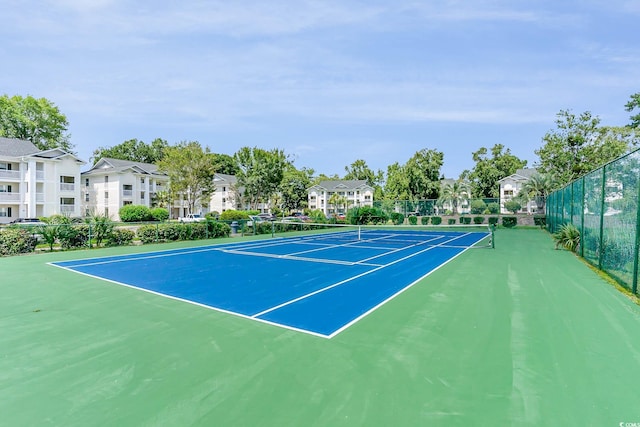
141,192,145,200
123,201,132,205
104,191,109,199
85,178,89,187
0,162,11,170
504,190,514,197
61,197,74,205
0,207,12,217
140,178,145,184
104,176,109,183
0,184,11,192
222,197,226,203
364,195,371,200
223,186,226,192
60,176,75,184
105,207,109,216
85,193,89,202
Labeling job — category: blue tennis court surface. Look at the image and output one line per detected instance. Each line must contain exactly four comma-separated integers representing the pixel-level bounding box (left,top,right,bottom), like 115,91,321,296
51,228,490,338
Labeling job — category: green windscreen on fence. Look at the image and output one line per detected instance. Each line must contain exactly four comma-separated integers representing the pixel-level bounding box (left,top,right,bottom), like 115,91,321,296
547,148,640,295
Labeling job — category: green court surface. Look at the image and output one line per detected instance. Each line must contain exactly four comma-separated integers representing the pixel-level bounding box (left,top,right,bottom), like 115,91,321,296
2,229,640,426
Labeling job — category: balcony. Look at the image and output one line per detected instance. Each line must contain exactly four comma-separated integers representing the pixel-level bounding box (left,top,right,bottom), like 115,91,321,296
36,171,45,180
59,183,75,192
0,192,20,203
60,205,75,214
0,170,20,180
36,193,44,203
122,190,133,198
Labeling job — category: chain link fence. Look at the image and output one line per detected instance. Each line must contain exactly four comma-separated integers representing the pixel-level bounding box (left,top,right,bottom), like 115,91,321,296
546,148,640,294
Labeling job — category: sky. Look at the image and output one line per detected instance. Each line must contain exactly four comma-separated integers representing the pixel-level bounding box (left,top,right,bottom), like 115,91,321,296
2,0,639,179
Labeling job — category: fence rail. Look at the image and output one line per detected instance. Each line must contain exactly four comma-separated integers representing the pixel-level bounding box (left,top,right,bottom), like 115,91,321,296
546,148,640,294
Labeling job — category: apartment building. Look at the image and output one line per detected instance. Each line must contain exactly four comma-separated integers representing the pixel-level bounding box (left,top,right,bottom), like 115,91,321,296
0,137,85,223
81,158,169,220
307,180,374,216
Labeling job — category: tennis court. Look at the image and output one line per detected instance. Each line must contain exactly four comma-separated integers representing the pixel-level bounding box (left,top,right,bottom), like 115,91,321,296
3,228,640,426
50,225,492,337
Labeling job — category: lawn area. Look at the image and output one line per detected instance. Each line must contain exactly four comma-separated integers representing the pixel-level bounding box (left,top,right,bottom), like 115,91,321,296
2,228,640,426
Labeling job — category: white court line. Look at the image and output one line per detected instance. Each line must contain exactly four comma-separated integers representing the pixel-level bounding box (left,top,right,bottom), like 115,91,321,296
221,249,382,267
251,232,472,319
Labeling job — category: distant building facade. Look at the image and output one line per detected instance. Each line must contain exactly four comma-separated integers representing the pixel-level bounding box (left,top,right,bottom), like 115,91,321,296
498,168,539,214
307,180,374,216
0,137,85,223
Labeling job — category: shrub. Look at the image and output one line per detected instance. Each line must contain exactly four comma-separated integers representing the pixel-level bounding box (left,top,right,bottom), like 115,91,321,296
137,225,159,243
390,212,405,225
459,216,471,224
488,216,499,226
58,224,90,249
179,223,208,240
421,216,429,225
219,210,249,221
150,207,170,222
470,200,487,215
119,205,152,222
502,216,517,228
0,228,37,256
504,200,522,214
473,216,484,224
533,214,546,228
159,224,182,241
205,212,219,220
207,221,231,238
553,223,580,252
487,203,500,214
106,228,135,246
448,218,456,225
348,206,388,225
431,216,442,225
408,215,418,225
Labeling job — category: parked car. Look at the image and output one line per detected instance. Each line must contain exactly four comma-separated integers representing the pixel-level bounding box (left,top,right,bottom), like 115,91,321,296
178,214,206,223
247,215,264,227
257,213,276,221
10,218,46,225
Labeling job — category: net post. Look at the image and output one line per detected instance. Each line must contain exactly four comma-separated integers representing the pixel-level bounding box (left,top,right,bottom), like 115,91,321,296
358,225,361,241
491,223,496,249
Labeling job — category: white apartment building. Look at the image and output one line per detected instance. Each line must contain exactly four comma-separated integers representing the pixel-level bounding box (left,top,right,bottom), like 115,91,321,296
498,168,539,214
307,180,374,216
210,173,243,213
81,158,169,220
0,137,85,224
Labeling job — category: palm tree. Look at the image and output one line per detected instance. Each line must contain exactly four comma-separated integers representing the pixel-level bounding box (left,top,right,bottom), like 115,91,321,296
438,181,470,214
328,193,348,215
519,174,558,213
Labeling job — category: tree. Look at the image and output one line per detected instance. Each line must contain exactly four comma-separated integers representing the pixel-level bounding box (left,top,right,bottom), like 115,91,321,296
329,193,348,214
210,153,239,175
384,162,411,200
438,181,470,214
0,94,71,151
344,159,383,187
535,110,637,187
518,173,558,212
92,138,169,164
234,147,289,210
504,200,523,214
157,141,216,215
465,144,527,198
280,167,311,212
625,92,640,129
405,149,444,200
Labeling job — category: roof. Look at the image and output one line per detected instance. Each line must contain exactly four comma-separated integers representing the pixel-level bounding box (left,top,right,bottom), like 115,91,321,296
214,173,237,184
0,137,85,164
498,168,540,183
83,157,165,176
0,137,40,157
310,180,372,191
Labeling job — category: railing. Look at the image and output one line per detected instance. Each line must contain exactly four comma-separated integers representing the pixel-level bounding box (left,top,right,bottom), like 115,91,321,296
59,205,75,213
0,192,20,202
59,183,75,192
36,171,45,180
122,190,133,197
0,170,20,179
36,193,44,203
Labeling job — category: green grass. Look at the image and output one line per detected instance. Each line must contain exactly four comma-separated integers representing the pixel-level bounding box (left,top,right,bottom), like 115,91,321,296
2,229,640,426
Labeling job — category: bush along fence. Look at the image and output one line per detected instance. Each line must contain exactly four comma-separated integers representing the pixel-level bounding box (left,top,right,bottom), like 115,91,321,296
0,220,232,257
546,147,640,295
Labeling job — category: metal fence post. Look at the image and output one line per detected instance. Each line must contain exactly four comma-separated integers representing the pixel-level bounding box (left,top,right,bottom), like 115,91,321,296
598,166,607,270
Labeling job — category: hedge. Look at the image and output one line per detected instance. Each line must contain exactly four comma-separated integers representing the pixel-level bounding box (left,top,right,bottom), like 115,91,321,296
0,228,37,256
502,216,517,228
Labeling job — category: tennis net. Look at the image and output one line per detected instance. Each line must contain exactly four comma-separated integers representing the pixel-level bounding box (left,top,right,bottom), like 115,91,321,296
269,222,495,249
